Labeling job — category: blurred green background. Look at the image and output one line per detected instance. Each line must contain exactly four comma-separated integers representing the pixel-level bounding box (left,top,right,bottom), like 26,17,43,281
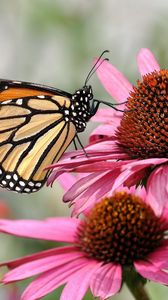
0,0,168,299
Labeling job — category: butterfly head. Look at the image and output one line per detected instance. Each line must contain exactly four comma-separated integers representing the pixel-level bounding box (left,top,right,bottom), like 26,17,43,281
73,85,93,101
82,85,93,100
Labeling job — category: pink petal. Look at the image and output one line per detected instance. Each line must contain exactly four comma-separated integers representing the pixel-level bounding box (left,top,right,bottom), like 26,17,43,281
0,218,79,242
89,124,117,144
91,108,121,123
71,169,123,216
119,158,168,190
48,140,129,171
61,158,128,175
146,165,168,216
63,165,125,203
58,174,77,192
134,260,168,284
1,246,75,269
63,172,107,202
137,48,160,76
71,172,116,215
21,258,96,300
90,263,122,299
60,261,101,300
124,157,168,169
3,249,83,283
95,59,133,104
147,245,168,269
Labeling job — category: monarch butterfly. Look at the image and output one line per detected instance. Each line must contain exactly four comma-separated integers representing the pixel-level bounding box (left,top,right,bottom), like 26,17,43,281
0,51,118,194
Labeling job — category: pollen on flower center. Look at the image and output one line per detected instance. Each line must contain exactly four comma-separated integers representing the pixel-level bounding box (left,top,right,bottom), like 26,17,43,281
116,69,168,158
77,192,164,265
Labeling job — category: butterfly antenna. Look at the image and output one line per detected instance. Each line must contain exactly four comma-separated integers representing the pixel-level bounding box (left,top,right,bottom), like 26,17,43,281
84,50,109,86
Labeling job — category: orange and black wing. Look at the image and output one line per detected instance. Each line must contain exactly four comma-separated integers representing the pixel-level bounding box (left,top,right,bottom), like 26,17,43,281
0,79,72,101
0,80,76,193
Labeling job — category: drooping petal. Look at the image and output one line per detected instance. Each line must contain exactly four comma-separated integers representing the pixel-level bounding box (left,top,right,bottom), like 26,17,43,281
71,172,120,215
70,169,124,216
49,141,126,170
60,261,101,300
123,157,168,170
21,257,91,300
50,148,167,179
95,59,133,104
58,173,77,192
0,218,79,242
146,165,168,216
137,48,160,77
118,158,168,191
63,172,107,202
62,158,128,175
3,249,83,283
90,263,122,299
134,260,168,284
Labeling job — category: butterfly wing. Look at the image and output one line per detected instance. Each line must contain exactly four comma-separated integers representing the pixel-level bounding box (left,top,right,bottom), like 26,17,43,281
0,81,76,193
0,79,72,101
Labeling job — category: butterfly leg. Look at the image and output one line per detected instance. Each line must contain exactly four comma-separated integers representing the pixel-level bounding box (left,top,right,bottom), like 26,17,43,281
75,134,88,157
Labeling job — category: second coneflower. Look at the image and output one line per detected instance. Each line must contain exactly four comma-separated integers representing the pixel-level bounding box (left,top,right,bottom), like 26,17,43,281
1,186,168,300
47,48,168,215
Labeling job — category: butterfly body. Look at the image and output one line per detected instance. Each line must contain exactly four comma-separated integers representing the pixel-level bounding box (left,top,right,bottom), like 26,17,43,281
0,80,96,193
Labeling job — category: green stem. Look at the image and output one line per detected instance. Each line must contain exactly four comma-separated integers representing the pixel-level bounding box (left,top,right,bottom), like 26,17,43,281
124,268,151,300
126,279,150,300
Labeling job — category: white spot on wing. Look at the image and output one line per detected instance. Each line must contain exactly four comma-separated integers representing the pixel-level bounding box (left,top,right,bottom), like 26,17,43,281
2,100,12,104
37,95,45,99
9,182,14,188
13,174,18,181
16,99,23,105
24,188,31,193
15,187,21,191
12,81,22,84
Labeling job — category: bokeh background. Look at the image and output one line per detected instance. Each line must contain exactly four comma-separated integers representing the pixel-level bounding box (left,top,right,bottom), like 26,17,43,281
0,0,168,299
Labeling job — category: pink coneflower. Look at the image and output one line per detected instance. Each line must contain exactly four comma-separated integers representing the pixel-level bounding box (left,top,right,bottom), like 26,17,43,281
0,187,168,300
47,48,168,215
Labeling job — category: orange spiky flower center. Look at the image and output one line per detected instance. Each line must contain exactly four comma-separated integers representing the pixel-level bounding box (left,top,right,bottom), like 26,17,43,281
116,70,168,158
77,192,164,265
